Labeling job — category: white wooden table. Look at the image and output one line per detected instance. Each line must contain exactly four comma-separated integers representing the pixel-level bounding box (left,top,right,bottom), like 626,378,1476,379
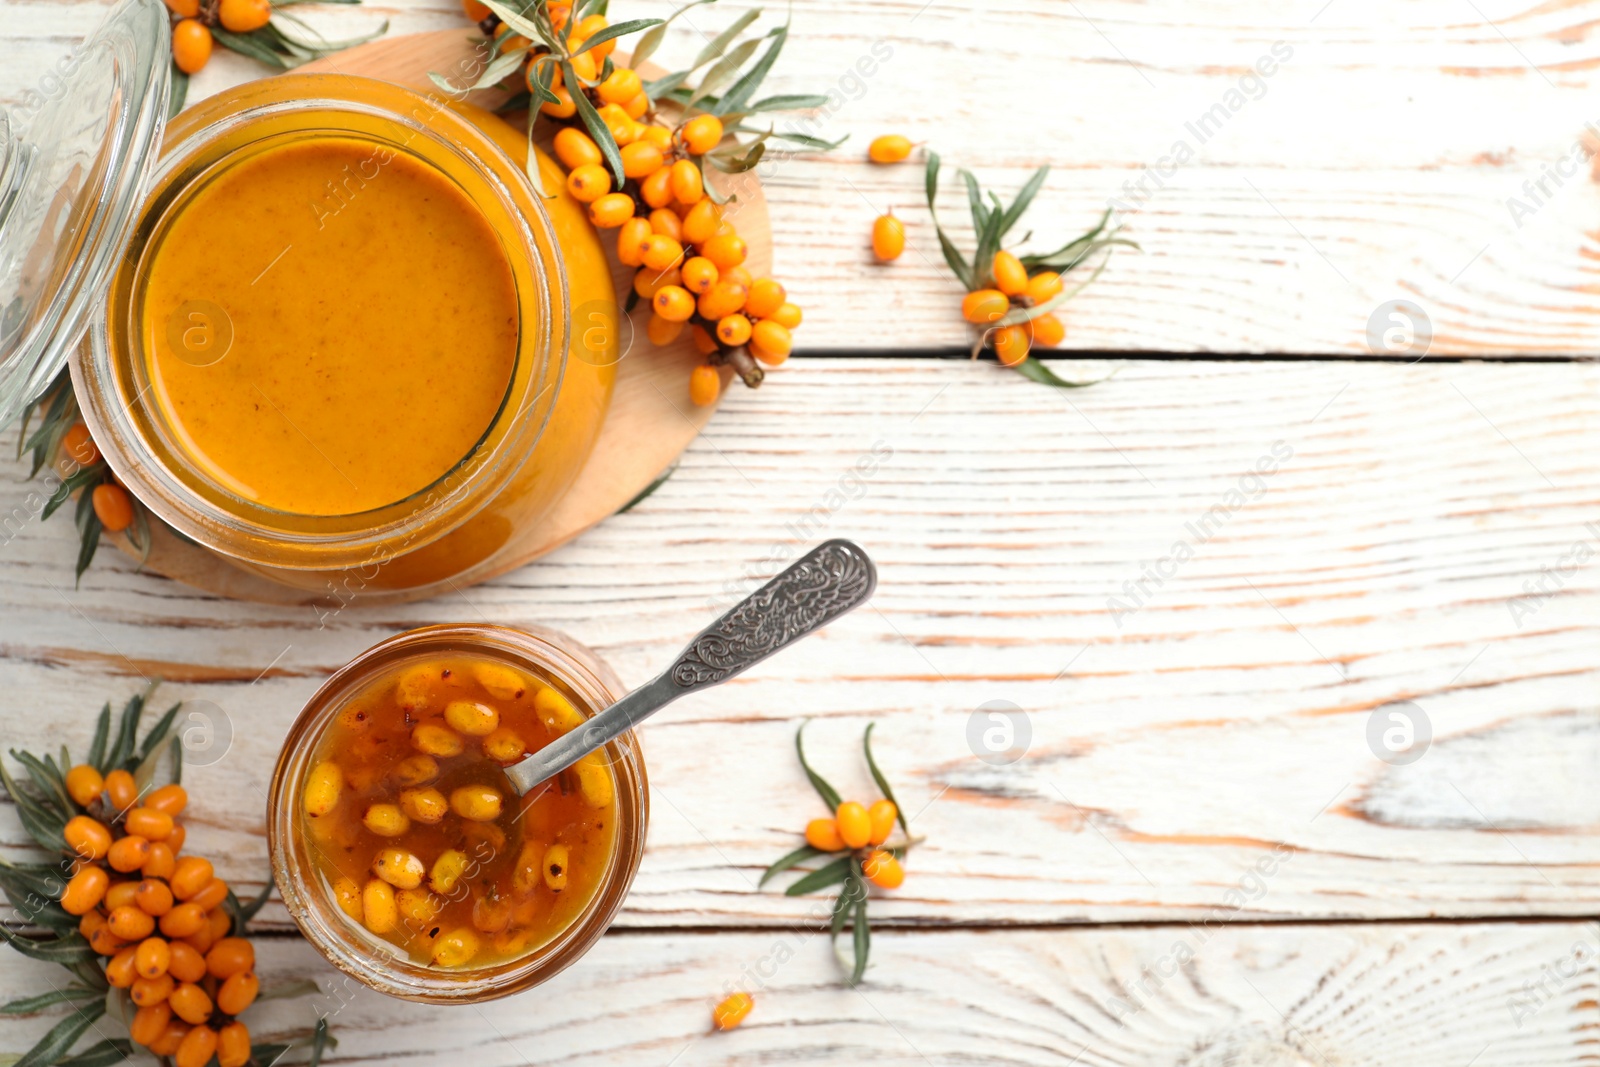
5,1,1600,1063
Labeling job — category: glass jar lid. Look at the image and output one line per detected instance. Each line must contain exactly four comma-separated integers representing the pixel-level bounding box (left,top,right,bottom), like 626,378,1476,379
0,0,169,428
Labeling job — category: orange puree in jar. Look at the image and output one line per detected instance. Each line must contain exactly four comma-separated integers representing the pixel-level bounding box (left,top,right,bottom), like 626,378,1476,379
139,136,519,516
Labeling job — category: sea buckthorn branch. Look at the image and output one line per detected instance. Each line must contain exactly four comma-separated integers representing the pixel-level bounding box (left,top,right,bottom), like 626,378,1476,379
444,0,838,407
759,721,916,986
0,686,333,1067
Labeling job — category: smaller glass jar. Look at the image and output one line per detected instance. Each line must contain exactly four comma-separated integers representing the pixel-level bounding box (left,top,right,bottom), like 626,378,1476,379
267,623,647,1003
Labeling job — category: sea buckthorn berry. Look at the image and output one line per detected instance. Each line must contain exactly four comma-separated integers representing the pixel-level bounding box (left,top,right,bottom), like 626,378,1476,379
872,214,906,261
649,208,683,241
624,167,665,213
304,760,342,817
699,281,748,322
689,365,721,407
64,815,111,860
634,265,682,301
472,890,513,933
745,279,786,320
543,844,570,891
145,783,188,817
616,217,652,267
682,200,721,245
362,879,397,933
130,1001,172,1047
169,982,213,1026
62,422,101,468
589,193,636,229
445,699,500,737
164,0,200,17
175,1023,219,1067
961,289,1010,325
131,972,173,1007
494,26,529,54
554,127,602,171
78,909,106,939
670,160,704,206
159,903,207,938
109,834,152,873
653,285,695,323
399,787,449,825
107,881,141,911
1025,270,1063,305
640,234,685,272
206,936,255,979
206,907,231,942
867,800,898,846
992,324,1032,366
716,314,753,347
171,20,212,75
869,134,914,163
566,163,612,203
681,114,724,155
218,0,270,32
398,887,443,925
462,0,490,19
701,233,747,270
104,768,138,811
332,877,363,923
430,849,469,895
135,877,174,916
482,727,526,763
805,817,845,851
596,103,636,145
569,49,598,84
110,904,157,941
412,722,463,757
363,803,411,838
168,940,207,983
835,801,871,849
395,665,440,712
540,86,577,118
750,321,793,365
394,754,438,787
863,849,905,889
107,946,139,988
64,764,104,807
571,13,612,56
218,1022,251,1067
167,824,186,854
451,785,504,822
88,924,126,956
575,752,614,808
647,314,685,346
534,686,585,733
713,992,754,1030
682,257,719,295
691,324,719,357
1031,312,1066,348
627,94,654,122
432,927,481,968
992,250,1028,296
598,68,642,105
723,265,754,291
150,1020,191,1059
770,302,803,329
126,806,174,841
169,857,214,900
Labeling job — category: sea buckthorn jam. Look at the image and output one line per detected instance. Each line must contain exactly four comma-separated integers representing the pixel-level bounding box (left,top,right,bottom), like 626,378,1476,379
298,653,615,969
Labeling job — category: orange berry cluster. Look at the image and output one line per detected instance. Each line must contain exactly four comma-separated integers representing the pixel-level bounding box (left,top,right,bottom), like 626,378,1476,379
473,3,804,407
805,798,904,889
960,253,1066,367
58,769,260,1067
162,0,274,74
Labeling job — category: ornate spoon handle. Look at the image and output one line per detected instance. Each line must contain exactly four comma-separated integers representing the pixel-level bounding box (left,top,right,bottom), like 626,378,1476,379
506,540,877,794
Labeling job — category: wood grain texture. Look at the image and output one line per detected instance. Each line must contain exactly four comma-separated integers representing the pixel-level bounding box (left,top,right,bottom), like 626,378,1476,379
3,359,1599,929
4,923,1597,1065
8,0,1600,353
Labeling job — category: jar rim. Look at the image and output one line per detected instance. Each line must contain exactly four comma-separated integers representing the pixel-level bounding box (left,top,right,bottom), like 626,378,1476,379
74,75,570,572
266,622,647,1003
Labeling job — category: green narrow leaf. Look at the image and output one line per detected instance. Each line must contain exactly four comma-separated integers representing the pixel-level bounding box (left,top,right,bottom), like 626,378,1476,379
794,721,842,810
629,0,716,70
211,26,293,68
168,69,189,119
759,844,826,887
782,855,852,897
741,92,827,112
233,879,275,928
850,894,870,985
1012,358,1117,389
13,999,104,1067
55,1039,134,1067
925,151,970,287
10,750,71,814
138,702,183,760
959,169,988,237
474,0,545,44
862,724,909,838
692,7,760,68
1,988,100,1015
999,165,1049,238
828,874,854,941
106,690,147,772
308,1017,331,1067
712,23,787,115
86,703,111,773
566,61,626,186
689,36,762,106
0,927,96,966
615,462,677,515
570,17,662,56
0,760,67,850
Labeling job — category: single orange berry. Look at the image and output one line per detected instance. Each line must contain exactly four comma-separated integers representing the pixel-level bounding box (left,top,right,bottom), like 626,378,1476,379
835,801,871,849
568,49,599,85
149,1020,191,1059
863,849,905,889
716,314,752,347
92,482,134,532
60,866,109,915
164,0,200,16
652,285,696,324
697,281,748,321
461,0,490,18
554,127,602,171
620,141,665,180
640,234,685,272
992,251,1028,296
749,320,792,365
129,1001,172,1047
142,842,177,881
681,114,724,155
206,936,255,979
168,940,207,984
1031,313,1066,348
872,214,906,261
134,936,171,980
867,800,898,846
589,193,636,229
218,0,270,33
171,20,212,74
681,257,719,295
169,981,213,1025
647,314,685,346
104,768,138,810
625,93,652,121
682,200,721,245
216,970,260,1016
744,279,786,320
868,134,914,163
145,783,188,817
566,163,611,203
175,1023,218,1067
64,815,111,860
633,266,681,301
616,217,652,267
169,856,214,900
690,325,719,357
107,946,140,988
64,763,104,807
700,233,747,270
649,207,683,241
135,877,174,917
961,289,1010,325
595,103,635,144
540,86,577,119
218,1022,252,1067
769,302,803,330
805,818,845,851
689,365,721,407
570,13,613,59
125,806,174,841
108,835,152,873
108,904,157,941
712,991,754,1030
1025,271,1063,305
992,324,1032,367
670,160,704,206
61,423,100,468
547,1,571,31
159,903,207,939
597,68,642,106
632,167,670,212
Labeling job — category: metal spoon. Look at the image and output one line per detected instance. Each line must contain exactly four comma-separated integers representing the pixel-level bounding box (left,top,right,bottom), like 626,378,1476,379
505,539,877,794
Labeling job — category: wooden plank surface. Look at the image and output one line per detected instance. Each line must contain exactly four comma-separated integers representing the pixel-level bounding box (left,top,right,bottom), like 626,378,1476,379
9,0,1600,353
4,359,1599,929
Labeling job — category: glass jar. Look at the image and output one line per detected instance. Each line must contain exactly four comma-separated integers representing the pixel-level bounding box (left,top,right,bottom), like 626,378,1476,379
267,623,648,1002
